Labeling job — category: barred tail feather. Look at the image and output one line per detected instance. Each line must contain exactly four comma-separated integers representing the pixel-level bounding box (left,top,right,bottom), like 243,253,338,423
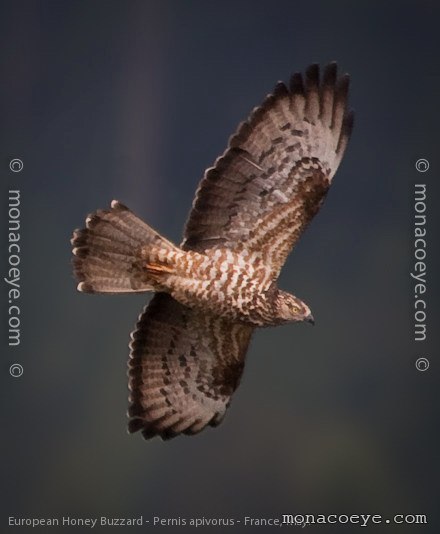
71,200,178,294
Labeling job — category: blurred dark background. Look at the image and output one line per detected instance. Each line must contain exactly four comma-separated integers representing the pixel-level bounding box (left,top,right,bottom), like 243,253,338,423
1,0,439,532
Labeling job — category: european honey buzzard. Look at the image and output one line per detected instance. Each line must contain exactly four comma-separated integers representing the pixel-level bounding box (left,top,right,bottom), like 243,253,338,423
72,63,353,440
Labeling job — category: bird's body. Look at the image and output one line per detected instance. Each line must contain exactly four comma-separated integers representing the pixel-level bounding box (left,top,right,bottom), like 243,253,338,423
142,244,306,326
72,63,353,440
148,246,272,323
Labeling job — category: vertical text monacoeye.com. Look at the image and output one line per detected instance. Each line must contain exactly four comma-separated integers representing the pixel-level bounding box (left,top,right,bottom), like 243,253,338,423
412,184,427,342
6,190,21,346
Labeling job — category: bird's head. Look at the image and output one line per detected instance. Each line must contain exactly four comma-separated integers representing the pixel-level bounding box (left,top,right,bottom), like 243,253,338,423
275,291,314,325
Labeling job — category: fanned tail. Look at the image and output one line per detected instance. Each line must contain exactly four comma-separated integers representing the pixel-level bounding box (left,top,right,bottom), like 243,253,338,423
71,200,178,294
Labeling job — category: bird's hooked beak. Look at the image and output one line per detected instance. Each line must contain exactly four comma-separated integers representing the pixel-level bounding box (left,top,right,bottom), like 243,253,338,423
305,313,315,326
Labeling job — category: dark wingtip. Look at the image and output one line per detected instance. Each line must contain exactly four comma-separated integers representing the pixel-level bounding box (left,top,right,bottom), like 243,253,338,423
322,62,338,88
336,72,350,101
336,109,355,153
273,81,289,98
343,110,355,138
305,63,320,90
127,417,144,434
289,71,304,95
128,417,165,440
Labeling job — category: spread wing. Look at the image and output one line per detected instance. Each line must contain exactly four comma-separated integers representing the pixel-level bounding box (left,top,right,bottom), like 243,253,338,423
182,63,353,279
127,293,253,440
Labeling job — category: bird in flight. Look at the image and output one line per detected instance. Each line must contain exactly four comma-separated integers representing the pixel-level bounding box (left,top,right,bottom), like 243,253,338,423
72,63,353,440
